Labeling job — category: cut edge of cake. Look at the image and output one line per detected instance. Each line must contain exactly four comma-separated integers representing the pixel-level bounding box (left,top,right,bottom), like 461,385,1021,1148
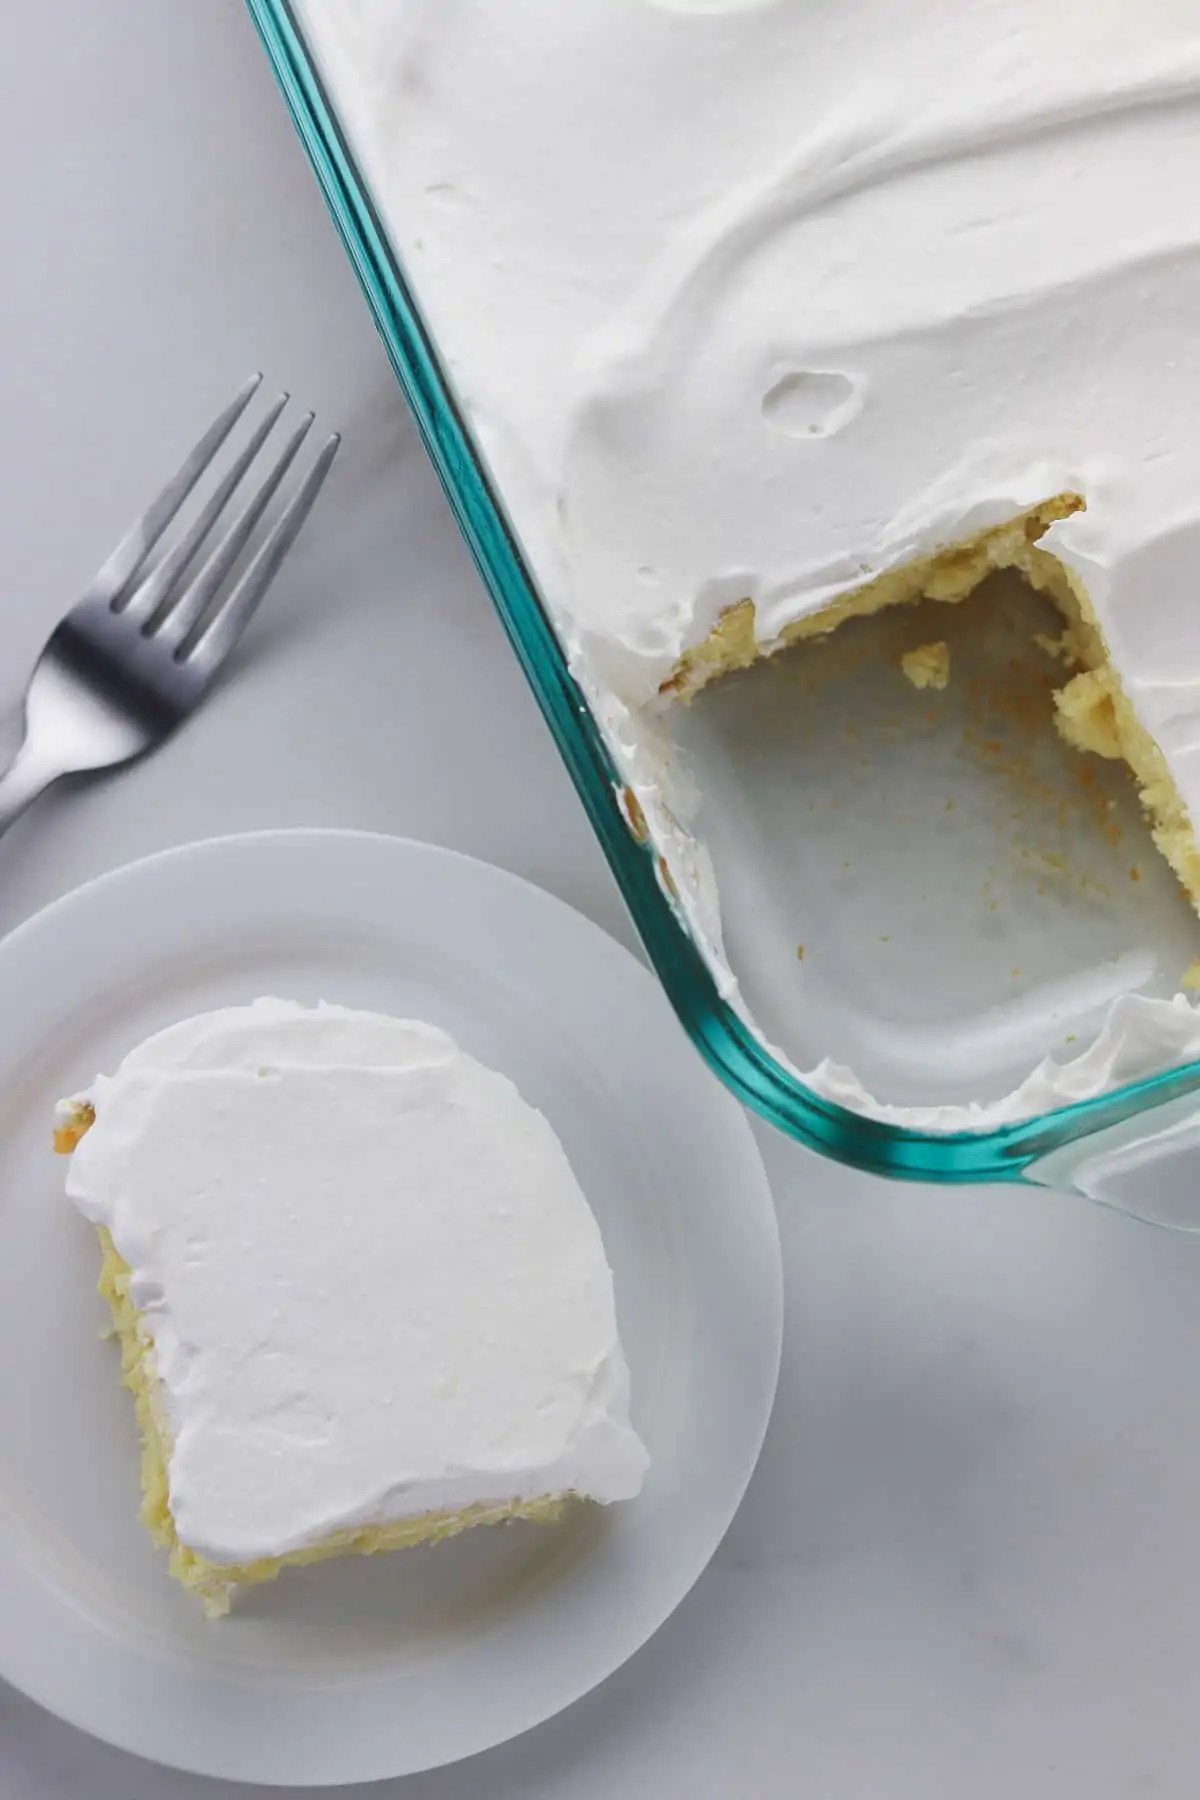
55,1104,569,1619
659,492,1200,913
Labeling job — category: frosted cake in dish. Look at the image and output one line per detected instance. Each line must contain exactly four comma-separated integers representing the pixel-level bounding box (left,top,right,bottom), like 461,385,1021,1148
294,1,1200,1121
56,1000,648,1615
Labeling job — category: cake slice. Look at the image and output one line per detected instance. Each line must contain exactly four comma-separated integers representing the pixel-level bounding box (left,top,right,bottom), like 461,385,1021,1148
57,1000,648,1616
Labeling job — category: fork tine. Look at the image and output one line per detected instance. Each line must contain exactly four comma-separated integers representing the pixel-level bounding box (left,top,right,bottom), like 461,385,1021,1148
155,412,315,649
189,432,341,672
123,391,291,629
92,374,263,611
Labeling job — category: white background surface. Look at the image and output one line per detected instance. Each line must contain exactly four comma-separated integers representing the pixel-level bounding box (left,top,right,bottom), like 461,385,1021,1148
3,2,1200,1795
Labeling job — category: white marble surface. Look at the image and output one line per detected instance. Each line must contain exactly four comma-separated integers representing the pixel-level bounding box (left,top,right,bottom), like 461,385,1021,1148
3,2,1200,1795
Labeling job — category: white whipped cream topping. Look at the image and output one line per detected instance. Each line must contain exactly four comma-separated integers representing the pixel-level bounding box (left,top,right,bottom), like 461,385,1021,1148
64,1000,648,1566
296,0,1200,1123
807,993,1200,1132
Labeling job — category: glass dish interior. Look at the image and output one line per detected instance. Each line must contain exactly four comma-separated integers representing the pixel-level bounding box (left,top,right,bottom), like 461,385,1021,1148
677,571,1199,1112
246,0,1200,1187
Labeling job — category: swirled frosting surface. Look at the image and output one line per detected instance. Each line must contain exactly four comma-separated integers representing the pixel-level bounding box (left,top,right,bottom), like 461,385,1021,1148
298,0,1200,1121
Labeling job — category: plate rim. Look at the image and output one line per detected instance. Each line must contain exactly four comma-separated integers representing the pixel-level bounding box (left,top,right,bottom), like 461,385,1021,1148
0,828,783,1785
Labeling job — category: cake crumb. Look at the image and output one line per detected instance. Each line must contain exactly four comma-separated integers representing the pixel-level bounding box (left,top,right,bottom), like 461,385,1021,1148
901,641,951,691
53,1103,95,1155
620,787,649,844
1184,960,1200,992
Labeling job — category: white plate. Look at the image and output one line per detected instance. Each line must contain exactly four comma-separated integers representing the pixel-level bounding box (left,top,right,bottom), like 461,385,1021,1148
0,830,781,1787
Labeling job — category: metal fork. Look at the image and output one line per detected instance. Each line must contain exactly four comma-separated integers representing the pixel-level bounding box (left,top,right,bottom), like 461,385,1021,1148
0,374,339,839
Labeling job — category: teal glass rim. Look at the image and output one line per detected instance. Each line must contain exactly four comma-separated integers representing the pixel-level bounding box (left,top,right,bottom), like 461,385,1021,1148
245,0,1200,1185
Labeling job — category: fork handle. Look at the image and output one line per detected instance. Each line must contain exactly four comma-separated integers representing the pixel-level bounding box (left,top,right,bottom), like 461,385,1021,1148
0,734,60,838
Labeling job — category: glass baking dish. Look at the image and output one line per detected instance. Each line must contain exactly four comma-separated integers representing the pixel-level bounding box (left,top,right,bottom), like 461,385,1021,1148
245,0,1200,1223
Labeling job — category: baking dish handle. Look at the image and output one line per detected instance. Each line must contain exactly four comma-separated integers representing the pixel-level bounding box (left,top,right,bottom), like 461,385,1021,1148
1025,1091,1200,1230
